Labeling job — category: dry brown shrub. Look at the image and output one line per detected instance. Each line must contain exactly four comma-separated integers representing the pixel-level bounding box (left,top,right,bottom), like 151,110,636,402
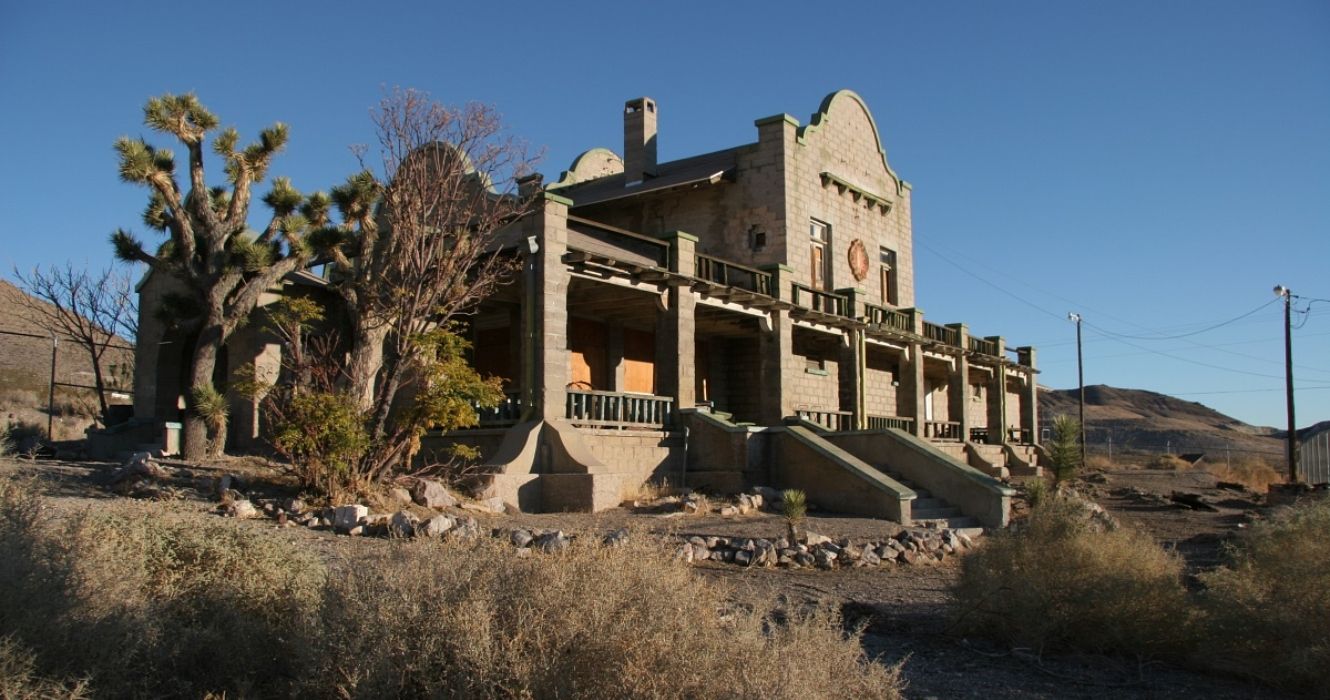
952,495,1193,656
0,478,326,698
0,636,90,699
1198,499,1330,695
310,535,904,699
1204,457,1282,493
1083,454,1114,471
1146,454,1192,470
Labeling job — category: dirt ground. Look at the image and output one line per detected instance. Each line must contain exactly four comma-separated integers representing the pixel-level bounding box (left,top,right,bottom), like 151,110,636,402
0,456,1285,699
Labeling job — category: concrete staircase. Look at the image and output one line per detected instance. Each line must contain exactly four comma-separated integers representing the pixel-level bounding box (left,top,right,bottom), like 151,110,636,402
877,466,983,535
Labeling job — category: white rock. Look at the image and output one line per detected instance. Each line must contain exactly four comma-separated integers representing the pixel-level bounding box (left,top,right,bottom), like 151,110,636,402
417,515,455,538
226,500,258,519
411,479,458,510
333,504,369,534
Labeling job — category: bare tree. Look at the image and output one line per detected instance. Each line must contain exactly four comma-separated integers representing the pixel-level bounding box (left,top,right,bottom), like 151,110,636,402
315,87,539,479
109,93,329,459
12,264,137,423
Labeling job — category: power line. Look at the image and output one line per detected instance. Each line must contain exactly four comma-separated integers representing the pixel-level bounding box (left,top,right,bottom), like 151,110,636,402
1082,326,1290,380
1083,299,1277,341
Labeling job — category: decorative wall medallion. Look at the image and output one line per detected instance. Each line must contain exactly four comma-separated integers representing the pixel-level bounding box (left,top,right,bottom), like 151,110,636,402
848,239,869,281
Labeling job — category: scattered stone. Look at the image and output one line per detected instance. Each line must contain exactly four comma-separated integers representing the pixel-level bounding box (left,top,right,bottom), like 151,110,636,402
283,498,306,515
733,549,753,566
718,505,739,517
218,473,244,494
511,528,534,548
601,527,629,547
411,479,458,510
389,487,413,506
223,499,258,519
804,531,831,547
389,511,419,537
533,531,570,553
333,504,369,534
417,514,455,538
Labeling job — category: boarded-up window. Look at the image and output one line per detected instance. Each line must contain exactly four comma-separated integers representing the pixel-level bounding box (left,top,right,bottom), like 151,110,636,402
810,219,830,290
569,318,608,390
880,247,898,306
623,328,656,394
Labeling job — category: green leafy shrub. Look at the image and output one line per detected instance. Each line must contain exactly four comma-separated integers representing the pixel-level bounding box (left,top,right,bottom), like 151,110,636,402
270,390,369,498
952,494,1193,656
1198,499,1330,693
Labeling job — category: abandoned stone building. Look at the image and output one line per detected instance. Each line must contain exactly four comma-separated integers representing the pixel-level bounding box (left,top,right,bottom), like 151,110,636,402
130,90,1040,527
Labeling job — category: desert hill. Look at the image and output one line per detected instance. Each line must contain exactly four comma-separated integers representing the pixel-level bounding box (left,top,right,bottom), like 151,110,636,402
1038,384,1291,458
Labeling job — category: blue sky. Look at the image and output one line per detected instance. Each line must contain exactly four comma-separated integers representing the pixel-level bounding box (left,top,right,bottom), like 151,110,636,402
2,0,1327,430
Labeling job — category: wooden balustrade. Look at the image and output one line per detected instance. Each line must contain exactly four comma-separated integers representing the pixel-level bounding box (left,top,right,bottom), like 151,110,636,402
566,389,673,429
790,283,850,316
924,420,962,441
863,303,912,332
968,336,998,356
867,414,915,432
696,254,773,296
923,321,959,347
470,392,522,427
795,408,853,432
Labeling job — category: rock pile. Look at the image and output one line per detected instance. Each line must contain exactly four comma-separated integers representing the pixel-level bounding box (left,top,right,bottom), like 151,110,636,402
674,527,977,569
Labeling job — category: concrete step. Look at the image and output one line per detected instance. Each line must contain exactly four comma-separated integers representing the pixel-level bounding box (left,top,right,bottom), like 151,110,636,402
913,506,961,520
911,497,948,511
915,516,983,531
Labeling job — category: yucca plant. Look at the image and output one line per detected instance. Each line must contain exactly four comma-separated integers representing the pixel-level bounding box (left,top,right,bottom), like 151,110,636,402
782,489,808,542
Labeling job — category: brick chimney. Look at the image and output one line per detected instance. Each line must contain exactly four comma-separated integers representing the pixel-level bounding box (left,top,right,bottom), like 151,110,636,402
623,97,658,185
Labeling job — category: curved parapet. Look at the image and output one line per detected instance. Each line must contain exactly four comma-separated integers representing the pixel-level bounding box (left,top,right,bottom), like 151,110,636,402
796,89,909,196
547,147,624,190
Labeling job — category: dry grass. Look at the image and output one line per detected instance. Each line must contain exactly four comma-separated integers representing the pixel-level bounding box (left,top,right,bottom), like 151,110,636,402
0,636,90,700
1198,499,1330,695
952,494,1193,656
0,478,903,699
0,478,326,698
1146,454,1193,471
1204,457,1283,493
310,535,902,699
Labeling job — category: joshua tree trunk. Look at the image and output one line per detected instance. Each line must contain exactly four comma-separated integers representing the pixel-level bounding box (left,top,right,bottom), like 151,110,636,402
347,320,389,412
181,324,223,461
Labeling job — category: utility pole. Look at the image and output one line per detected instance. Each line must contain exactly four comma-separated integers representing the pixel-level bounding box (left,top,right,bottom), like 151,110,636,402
1275,285,1298,483
1068,312,1086,468
47,333,57,441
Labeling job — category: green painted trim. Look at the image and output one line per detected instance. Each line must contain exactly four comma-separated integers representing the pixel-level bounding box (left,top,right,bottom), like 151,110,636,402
820,172,893,213
657,230,698,242
795,90,907,197
754,113,800,128
542,192,574,206
804,368,830,377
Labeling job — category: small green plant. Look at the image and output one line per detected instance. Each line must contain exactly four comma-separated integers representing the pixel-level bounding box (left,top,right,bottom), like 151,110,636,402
1047,414,1081,484
190,385,230,457
1024,477,1048,509
782,489,808,541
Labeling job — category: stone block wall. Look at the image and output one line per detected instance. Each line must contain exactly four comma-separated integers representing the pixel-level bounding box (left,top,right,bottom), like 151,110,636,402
581,429,685,485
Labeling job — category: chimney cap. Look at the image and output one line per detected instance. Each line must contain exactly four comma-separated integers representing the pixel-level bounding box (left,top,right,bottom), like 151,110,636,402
625,97,656,113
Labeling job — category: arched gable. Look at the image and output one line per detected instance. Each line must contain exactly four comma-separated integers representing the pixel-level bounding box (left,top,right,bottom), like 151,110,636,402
796,90,907,196
547,147,624,189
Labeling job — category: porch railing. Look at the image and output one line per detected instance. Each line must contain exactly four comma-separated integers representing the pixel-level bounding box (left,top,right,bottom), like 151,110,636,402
566,389,673,429
796,408,853,432
472,391,523,427
969,426,990,443
923,321,959,347
790,283,850,316
863,302,912,333
867,414,915,432
968,336,999,356
1008,427,1034,445
696,254,773,296
924,420,962,441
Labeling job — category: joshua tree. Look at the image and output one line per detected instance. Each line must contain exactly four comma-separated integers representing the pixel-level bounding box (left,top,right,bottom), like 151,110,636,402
110,93,327,459
1048,414,1082,484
